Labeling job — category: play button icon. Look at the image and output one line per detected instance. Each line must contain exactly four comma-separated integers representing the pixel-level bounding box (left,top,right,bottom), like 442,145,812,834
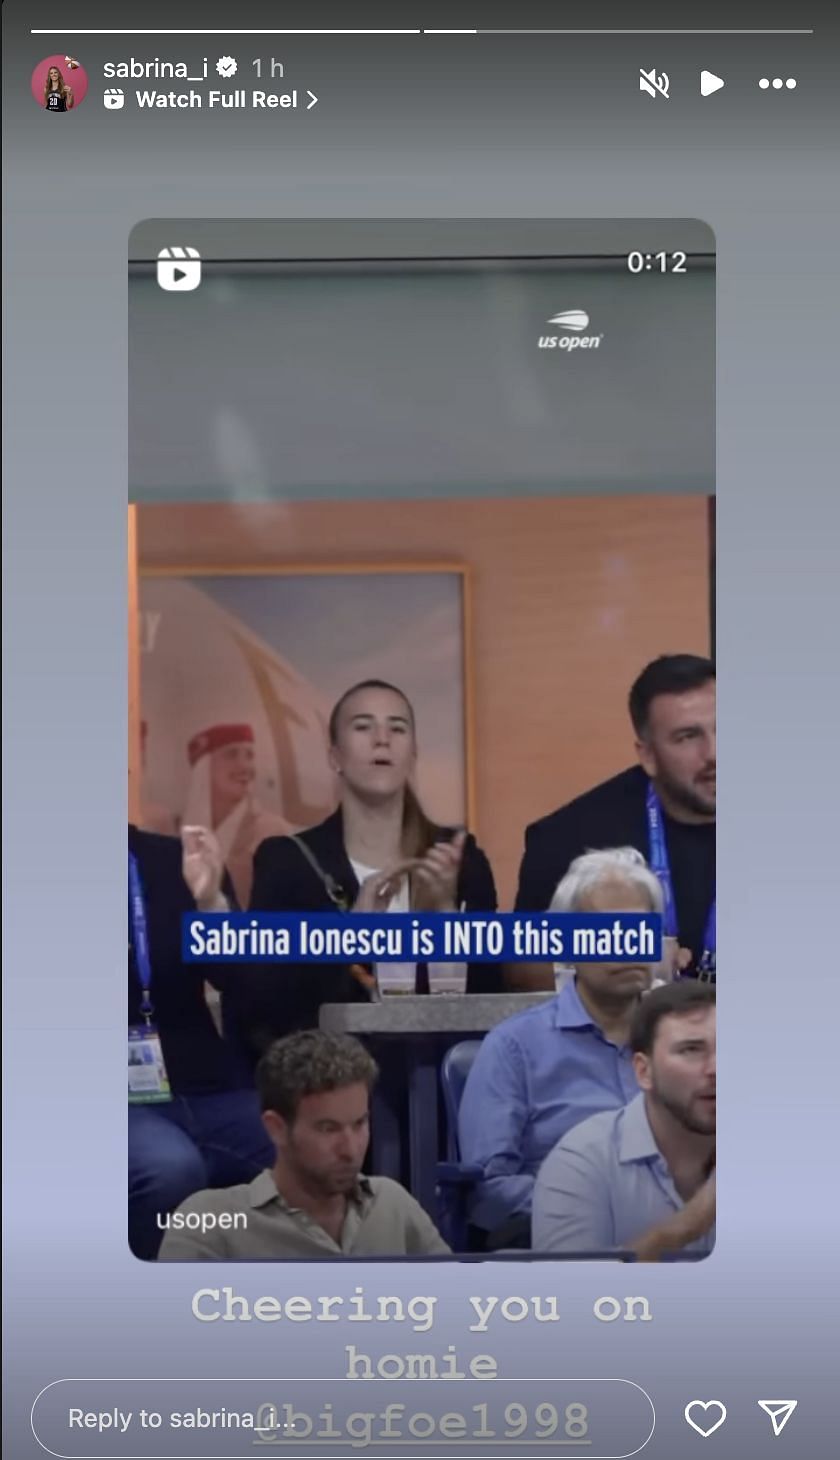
700,71,725,96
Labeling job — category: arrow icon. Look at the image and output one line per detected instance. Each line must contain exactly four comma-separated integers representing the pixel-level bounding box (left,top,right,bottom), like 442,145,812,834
758,1400,798,1437
307,90,318,109
700,70,725,97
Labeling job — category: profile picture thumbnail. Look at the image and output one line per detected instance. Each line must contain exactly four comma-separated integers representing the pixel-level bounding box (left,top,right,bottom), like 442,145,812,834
31,54,89,113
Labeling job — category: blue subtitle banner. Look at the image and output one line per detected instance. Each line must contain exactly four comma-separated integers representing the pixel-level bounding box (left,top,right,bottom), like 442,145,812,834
182,912,662,964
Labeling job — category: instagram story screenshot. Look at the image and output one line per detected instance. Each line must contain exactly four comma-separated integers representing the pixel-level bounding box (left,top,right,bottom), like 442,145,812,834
3,4,838,1459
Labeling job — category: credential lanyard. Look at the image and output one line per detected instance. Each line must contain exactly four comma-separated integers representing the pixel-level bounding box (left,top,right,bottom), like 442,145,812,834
646,783,716,978
128,851,155,1023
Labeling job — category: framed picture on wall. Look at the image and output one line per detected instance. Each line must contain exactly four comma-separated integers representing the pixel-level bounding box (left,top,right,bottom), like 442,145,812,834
136,564,474,905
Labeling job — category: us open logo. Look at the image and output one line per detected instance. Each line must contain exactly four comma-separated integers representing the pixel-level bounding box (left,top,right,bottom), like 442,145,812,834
538,309,604,351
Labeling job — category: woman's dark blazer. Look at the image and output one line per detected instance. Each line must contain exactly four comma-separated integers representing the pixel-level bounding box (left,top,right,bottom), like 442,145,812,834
221,808,501,1063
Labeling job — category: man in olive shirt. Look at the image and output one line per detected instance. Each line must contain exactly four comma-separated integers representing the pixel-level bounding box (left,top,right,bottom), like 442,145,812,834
158,1031,449,1260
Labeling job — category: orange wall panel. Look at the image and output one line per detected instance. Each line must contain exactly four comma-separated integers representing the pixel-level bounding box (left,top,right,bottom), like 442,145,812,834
136,496,710,906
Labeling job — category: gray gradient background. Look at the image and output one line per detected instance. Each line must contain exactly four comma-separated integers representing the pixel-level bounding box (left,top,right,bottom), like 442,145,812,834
4,2,839,1458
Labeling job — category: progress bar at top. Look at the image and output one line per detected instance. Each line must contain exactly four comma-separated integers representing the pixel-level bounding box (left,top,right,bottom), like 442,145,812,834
30,28,816,36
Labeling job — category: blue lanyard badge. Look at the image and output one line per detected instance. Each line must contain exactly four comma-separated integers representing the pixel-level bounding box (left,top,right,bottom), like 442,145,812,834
646,783,716,979
128,851,154,1021
128,852,172,1102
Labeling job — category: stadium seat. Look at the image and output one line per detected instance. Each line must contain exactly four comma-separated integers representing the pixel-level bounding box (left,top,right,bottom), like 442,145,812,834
435,1040,484,1251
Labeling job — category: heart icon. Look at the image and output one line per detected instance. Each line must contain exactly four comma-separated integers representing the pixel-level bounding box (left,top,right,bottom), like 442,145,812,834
685,1400,727,1437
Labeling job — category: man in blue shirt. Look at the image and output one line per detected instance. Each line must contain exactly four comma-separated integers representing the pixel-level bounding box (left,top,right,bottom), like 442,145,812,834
458,847,663,1244
533,981,715,1259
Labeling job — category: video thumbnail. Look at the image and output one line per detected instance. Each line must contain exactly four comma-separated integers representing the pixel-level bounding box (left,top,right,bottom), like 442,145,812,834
128,221,716,1263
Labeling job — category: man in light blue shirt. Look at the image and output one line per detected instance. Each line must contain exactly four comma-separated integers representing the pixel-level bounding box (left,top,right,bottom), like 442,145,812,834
458,848,663,1241
533,981,715,1259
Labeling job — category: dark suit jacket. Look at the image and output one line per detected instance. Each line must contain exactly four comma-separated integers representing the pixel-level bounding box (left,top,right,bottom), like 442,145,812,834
128,825,251,1094
515,767,649,913
514,765,715,974
222,809,501,1062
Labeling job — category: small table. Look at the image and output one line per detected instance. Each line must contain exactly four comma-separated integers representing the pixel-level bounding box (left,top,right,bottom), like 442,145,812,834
320,993,553,1217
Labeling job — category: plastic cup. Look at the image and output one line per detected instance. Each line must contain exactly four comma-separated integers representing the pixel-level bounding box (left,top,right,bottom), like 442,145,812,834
428,964,468,995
